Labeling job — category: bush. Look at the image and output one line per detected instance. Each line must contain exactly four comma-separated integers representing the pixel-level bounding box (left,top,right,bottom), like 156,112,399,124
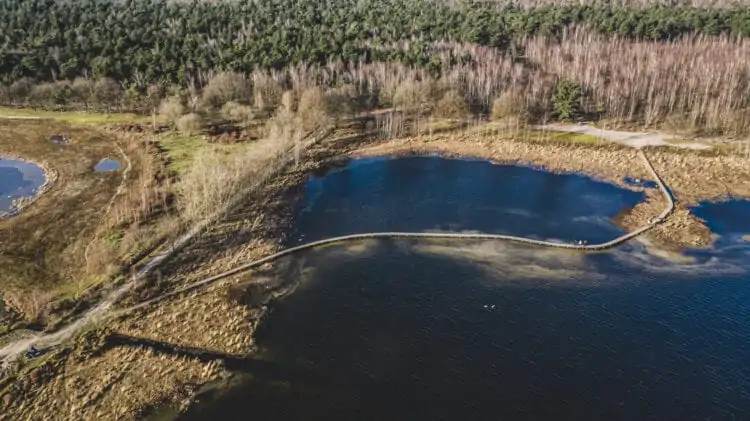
392,80,434,113
72,77,95,107
202,72,250,109
159,95,185,127
92,77,123,110
297,87,329,131
221,101,255,123
433,89,468,119
280,90,295,113
552,80,582,121
252,75,282,111
491,91,524,120
9,78,33,104
28,83,55,107
324,84,358,118
176,113,204,134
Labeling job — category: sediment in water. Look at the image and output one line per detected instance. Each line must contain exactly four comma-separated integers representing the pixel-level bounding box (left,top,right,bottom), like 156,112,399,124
3,131,750,419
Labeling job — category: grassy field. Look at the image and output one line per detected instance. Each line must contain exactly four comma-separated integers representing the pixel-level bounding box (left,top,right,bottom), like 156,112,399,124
0,107,149,125
157,133,253,175
0,116,177,331
0,120,123,320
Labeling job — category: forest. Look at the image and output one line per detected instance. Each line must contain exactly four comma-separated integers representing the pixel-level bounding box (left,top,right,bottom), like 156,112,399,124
1,0,749,136
2,0,750,85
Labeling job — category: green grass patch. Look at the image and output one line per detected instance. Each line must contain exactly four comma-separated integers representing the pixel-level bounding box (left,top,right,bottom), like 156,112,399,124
0,107,149,125
158,133,209,174
158,132,259,175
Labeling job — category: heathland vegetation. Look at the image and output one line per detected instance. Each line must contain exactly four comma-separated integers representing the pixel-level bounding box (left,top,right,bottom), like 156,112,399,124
1,0,750,323
2,1,750,417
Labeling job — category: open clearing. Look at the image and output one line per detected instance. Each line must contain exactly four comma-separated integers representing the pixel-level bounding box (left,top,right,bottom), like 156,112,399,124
537,123,712,150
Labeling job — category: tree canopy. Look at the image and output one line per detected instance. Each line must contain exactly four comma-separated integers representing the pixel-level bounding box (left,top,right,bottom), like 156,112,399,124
1,0,749,85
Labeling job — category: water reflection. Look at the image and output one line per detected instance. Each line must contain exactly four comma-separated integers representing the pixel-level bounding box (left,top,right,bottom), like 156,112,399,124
0,158,46,213
94,158,121,172
183,239,750,421
180,157,750,421
285,157,645,246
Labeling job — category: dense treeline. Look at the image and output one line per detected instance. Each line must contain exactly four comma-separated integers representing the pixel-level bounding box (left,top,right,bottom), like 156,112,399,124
1,0,750,85
2,30,749,136
459,0,750,8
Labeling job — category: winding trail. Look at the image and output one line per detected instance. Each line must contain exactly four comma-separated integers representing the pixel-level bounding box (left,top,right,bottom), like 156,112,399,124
1,148,673,364
117,149,673,314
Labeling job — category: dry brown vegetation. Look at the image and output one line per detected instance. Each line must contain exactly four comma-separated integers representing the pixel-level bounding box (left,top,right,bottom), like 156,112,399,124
176,94,326,224
175,113,204,134
524,30,750,135
157,97,183,129
220,101,255,124
0,121,170,328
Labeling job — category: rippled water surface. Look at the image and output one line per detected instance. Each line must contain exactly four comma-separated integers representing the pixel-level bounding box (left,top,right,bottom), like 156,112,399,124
691,198,750,239
180,157,750,421
0,158,46,212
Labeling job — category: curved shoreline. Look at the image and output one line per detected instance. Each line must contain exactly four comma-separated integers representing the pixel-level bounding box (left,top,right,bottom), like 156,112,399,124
116,149,673,315
0,149,672,364
0,153,56,221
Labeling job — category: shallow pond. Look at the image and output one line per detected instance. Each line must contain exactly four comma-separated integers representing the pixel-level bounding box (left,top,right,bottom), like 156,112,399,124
94,158,121,172
179,157,750,421
0,158,46,213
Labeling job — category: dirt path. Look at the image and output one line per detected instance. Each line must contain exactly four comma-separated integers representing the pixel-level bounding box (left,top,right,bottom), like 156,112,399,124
0,148,672,368
0,115,42,120
537,124,712,150
0,124,719,369
0,128,331,369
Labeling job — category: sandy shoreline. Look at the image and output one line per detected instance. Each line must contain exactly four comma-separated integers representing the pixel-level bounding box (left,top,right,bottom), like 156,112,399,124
3,131,750,419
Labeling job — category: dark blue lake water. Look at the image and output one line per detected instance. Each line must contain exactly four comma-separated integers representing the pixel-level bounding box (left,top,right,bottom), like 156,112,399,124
179,157,750,421
691,198,750,246
0,158,46,213
283,157,646,245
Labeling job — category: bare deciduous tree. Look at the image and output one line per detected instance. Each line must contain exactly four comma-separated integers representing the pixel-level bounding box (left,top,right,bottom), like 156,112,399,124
146,84,164,131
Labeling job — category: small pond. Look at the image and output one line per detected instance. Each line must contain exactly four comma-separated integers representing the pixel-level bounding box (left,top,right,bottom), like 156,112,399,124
179,157,750,421
0,157,46,213
94,158,121,172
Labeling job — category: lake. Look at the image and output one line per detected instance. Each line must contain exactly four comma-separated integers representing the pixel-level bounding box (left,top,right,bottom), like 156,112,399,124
179,157,750,421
